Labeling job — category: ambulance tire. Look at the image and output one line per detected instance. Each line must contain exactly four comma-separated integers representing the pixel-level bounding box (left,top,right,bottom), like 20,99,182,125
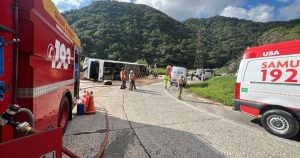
58,96,70,133
261,109,299,138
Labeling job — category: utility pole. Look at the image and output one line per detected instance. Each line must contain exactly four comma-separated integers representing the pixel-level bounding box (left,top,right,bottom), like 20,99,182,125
194,28,205,69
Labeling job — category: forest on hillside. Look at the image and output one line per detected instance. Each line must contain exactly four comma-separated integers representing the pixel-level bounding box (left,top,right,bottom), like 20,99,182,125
63,1,300,71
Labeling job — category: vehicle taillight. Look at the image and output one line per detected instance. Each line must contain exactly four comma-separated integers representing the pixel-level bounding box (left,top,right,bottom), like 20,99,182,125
235,83,241,99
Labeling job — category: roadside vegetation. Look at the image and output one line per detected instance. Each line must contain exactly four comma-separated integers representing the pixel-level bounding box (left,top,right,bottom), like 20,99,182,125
156,68,166,75
188,76,236,106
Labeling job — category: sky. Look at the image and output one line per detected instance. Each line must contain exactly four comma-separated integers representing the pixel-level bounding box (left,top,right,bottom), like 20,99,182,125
52,0,300,22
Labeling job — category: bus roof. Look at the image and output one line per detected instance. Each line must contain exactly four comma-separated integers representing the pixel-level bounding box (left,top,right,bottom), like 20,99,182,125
243,39,300,59
86,58,147,66
172,66,186,70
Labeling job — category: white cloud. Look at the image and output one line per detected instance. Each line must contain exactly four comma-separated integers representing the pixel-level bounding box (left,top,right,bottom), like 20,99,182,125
279,0,300,20
52,0,86,11
220,5,274,22
53,0,132,11
53,0,300,21
117,0,131,2
52,0,84,8
134,0,246,20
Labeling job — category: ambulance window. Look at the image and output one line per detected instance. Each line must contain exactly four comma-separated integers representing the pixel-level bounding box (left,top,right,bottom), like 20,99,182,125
243,59,263,82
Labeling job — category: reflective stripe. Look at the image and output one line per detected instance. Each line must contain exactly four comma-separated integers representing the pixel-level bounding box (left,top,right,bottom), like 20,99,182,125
17,79,74,98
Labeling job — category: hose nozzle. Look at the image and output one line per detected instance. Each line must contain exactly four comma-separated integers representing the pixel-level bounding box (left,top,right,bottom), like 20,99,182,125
16,122,32,134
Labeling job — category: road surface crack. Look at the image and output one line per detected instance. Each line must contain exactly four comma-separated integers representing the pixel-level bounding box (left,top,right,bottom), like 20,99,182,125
65,129,107,136
122,94,152,158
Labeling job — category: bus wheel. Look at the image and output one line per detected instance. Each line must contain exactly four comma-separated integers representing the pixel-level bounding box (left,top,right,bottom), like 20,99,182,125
58,96,70,133
261,109,299,138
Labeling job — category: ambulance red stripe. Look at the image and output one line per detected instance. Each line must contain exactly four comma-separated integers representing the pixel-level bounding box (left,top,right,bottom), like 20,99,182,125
243,39,300,59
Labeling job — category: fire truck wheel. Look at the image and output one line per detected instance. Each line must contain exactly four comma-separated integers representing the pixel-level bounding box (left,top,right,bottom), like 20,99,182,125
58,96,70,133
261,109,299,138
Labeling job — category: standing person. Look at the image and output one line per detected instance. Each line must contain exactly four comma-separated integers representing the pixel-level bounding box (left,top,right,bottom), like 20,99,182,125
191,71,194,81
153,69,158,79
177,74,186,100
120,68,127,89
132,71,136,90
166,65,172,77
200,69,205,81
163,73,169,89
129,70,136,90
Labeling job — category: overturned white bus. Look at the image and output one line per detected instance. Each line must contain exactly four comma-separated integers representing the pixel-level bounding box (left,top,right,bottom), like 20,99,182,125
83,58,148,82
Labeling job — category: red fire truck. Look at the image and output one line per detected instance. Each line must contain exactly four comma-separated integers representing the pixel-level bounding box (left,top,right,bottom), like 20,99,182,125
0,0,80,143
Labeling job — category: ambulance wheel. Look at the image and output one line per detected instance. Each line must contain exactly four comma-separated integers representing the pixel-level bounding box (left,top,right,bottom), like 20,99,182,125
261,109,299,138
58,96,69,133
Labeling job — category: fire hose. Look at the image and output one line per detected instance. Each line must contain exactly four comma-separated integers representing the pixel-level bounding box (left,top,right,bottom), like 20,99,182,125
79,91,110,158
0,104,81,158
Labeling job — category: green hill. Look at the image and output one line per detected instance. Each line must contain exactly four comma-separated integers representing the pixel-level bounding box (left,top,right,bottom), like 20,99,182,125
258,24,300,45
63,1,300,70
63,1,194,67
183,16,300,68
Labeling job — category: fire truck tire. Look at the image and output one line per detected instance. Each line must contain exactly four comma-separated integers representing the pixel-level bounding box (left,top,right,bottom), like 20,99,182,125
261,109,299,138
58,96,70,133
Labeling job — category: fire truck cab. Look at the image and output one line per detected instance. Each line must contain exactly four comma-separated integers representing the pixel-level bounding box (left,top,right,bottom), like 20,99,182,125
234,39,300,138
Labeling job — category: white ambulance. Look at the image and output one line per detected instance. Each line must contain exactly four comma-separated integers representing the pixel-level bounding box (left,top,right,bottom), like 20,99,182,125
170,66,187,86
234,39,300,138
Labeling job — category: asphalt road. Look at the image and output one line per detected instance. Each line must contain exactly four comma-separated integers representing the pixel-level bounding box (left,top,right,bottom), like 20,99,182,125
63,78,300,158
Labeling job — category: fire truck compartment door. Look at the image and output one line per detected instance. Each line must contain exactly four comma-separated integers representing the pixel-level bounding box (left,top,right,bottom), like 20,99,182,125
0,127,63,158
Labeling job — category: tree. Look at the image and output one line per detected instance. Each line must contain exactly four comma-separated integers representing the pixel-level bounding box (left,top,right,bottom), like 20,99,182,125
135,59,148,65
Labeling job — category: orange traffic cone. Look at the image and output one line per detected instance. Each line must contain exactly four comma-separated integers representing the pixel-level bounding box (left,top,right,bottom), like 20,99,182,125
86,91,90,106
85,91,96,114
82,90,86,99
82,90,89,108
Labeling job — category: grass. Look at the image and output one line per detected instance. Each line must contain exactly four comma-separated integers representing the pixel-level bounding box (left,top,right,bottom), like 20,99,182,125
188,76,236,106
156,68,167,75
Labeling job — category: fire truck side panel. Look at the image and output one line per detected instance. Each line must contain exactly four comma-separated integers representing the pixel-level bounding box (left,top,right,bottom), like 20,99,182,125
35,85,73,130
236,40,300,118
0,0,15,112
16,0,76,131
0,0,16,142
19,0,75,87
